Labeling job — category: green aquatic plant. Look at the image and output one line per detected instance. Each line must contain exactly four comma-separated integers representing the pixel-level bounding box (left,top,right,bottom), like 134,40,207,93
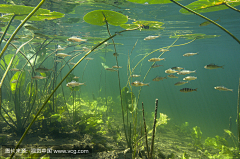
170,0,240,44
120,20,165,31
203,134,240,158
191,126,203,150
127,0,178,4
121,86,136,113
179,0,240,14
83,10,128,26
0,4,64,22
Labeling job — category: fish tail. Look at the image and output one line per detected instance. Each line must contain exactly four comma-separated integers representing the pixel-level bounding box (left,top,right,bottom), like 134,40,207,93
195,88,198,91
222,65,224,69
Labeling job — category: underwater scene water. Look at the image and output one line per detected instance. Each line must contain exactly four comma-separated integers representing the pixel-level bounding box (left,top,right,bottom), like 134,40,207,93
0,0,240,158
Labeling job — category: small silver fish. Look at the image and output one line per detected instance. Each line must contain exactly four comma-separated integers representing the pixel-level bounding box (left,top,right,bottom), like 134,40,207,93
214,86,233,92
69,62,76,65
131,74,141,78
85,57,94,60
159,49,169,52
177,70,196,75
183,76,197,81
56,53,71,58
151,64,163,68
67,36,87,42
144,35,160,40
152,76,167,81
199,19,219,27
31,75,46,80
167,74,178,78
174,81,188,86
35,67,53,73
73,76,80,79
180,88,197,93
183,52,198,57
54,60,62,63
204,64,224,69
148,58,165,62
10,68,21,71
112,65,122,69
131,81,149,87
11,80,18,83
105,68,118,72
56,45,65,51
171,67,184,71
165,68,178,74
66,81,85,87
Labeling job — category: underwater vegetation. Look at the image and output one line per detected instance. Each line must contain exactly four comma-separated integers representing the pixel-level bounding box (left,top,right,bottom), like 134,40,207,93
0,0,240,158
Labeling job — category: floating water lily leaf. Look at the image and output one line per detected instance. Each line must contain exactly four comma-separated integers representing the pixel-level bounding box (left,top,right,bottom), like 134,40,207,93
0,54,19,70
120,20,165,31
83,10,128,26
10,71,26,94
180,0,240,14
127,0,176,4
0,4,64,21
169,33,220,39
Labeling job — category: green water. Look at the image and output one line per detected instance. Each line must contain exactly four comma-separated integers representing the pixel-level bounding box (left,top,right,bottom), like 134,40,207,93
0,0,240,158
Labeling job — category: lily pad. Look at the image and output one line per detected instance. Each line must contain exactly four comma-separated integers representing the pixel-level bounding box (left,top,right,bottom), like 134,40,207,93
120,20,165,31
0,4,64,21
180,0,240,14
127,0,176,4
83,10,128,26
169,33,220,39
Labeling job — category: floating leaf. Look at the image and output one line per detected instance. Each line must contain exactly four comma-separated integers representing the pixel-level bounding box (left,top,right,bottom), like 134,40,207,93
180,0,240,14
169,33,220,39
0,4,64,21
0,54,19,70
127,0,177,4
120,20,165,31
83,10,128,26
10,71,26,94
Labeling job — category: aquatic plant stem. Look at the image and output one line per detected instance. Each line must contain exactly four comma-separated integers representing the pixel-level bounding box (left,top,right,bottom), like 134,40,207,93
149,99,158,159
223,2,240,13
237,78,240,149
0,14,15,46
142,102,149,158
103,12,131,149
10,28,137,158
0,0,46,60
170,0,240,45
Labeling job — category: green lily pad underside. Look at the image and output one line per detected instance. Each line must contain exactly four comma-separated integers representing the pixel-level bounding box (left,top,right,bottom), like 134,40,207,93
127,0,178,4
120,20,165,30
180,0,240,14
83,10,128,26
170,33,220,39
0,4,64,21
